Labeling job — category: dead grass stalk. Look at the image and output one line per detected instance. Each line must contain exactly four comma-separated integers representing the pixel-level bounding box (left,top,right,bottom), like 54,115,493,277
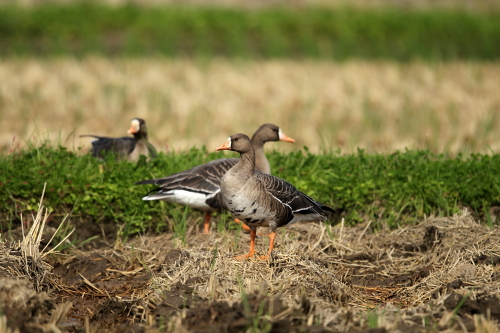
0,183,71,291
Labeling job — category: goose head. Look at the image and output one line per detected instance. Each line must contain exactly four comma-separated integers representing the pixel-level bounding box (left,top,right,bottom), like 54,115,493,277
252,123,295,143
216,133,253,154
127,118,148,139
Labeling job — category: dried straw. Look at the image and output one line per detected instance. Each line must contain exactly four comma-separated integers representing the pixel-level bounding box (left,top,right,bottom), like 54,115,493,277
0,183,72,291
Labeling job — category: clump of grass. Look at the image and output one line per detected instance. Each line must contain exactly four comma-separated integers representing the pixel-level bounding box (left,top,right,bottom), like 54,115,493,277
0,183,72,292
473,314,500,333
171,206,190,245
366,309,380,329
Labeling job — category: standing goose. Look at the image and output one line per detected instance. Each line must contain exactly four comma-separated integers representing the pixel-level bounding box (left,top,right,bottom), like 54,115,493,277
80,118,157,162
135,124,295,233
216,133,334,260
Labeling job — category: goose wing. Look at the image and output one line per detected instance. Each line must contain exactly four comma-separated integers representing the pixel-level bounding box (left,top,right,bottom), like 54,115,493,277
81,135,136,157
255,172,334,217
136,158,238,195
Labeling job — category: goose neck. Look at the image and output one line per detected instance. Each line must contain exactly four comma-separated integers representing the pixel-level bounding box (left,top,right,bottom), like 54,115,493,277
237,149,256,176
133,131,148,141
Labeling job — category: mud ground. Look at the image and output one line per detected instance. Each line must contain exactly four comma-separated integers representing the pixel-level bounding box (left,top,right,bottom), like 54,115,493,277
1,209,500,332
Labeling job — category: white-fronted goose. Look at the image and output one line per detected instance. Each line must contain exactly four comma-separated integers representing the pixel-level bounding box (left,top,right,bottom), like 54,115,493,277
80,118,157,162
135,124,295,233
216,133,334,260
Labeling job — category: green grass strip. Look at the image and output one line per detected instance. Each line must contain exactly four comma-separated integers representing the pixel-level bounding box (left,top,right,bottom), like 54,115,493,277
0,4,499,60
1,145,499,235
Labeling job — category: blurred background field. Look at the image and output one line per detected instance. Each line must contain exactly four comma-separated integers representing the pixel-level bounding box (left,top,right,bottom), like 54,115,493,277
0,4,499,60
2,0,500,11
0,1,499,155
2,58,500,154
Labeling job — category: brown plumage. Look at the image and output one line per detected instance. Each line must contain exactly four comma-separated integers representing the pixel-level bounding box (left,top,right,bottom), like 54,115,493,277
80,118,157,162
135,124,295,233
216,133,334,260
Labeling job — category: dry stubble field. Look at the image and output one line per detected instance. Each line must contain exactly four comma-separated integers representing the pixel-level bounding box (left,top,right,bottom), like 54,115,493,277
1,198,500,332
2,58,500,155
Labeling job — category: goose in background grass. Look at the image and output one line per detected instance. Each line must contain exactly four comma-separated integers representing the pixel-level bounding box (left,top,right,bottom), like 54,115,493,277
80,118,157,162
216,133,334,260
136,123,295,233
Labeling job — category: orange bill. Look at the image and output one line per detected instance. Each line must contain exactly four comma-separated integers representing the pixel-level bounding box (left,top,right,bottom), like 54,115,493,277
127,126,138,134
216,139,232,151
279,130,295,143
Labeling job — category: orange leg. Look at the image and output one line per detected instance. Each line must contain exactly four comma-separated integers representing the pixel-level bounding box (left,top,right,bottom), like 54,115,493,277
259,231,276,260
203,212,211,234
234,218,252,232
234,229,257,261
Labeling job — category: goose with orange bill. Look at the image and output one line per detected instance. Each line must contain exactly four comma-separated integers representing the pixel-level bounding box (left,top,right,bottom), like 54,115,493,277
216,133,334,260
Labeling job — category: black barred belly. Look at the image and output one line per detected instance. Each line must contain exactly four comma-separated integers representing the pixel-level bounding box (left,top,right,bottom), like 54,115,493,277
225,195,272,227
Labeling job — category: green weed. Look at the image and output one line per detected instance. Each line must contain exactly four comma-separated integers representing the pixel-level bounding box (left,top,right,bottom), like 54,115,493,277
171,206,190,245
235,274,272,333
452,291,473,320
1,144,500,238
0,4,499,60
250,300,272,333
236,273,250,317
51,218,98,252
367,309,379,328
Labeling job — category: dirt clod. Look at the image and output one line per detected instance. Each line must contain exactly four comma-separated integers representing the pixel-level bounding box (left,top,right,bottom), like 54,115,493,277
444,292,500,320
421,225,444,250
53,253,110,284
183,292,322,333
92,298,132,329
0,278,69,333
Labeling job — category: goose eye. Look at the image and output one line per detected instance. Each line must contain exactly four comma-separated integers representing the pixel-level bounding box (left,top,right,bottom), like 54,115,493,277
234,138,239,142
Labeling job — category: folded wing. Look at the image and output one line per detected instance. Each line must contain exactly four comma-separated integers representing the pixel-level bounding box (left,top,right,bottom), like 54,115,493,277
254,172,334,220
136,158,238,198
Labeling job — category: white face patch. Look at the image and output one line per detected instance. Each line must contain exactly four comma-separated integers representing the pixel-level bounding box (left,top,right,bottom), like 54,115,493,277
131,119,140,132
278,128,284,140
227,137,232,148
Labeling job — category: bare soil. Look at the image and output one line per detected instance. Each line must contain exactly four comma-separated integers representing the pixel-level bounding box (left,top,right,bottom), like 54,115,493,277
1,210,500,332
